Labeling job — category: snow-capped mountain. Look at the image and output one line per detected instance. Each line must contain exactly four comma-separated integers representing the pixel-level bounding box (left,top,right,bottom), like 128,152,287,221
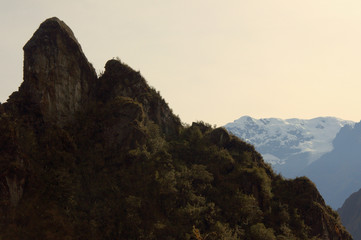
225,116,355,178
303,122,361,209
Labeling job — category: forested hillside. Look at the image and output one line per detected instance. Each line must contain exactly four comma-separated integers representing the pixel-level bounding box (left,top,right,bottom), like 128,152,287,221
0,17,352,240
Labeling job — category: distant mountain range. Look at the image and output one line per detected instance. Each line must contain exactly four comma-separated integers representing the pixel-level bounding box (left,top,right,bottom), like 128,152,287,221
225,116,361,209
224,116,354,177
303,122,361,208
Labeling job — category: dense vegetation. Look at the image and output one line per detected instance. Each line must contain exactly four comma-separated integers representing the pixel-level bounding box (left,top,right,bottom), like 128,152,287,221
0,17,351,239
0,62,350,239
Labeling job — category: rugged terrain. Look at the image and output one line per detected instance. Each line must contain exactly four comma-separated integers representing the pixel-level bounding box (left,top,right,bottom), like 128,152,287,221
225,116,361,209
0,17,352,239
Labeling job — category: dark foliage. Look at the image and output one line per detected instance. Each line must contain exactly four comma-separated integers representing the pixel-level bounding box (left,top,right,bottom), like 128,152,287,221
0,17,352,240
0,98,351,239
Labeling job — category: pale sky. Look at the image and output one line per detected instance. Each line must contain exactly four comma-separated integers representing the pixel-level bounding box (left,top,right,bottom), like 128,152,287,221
1,0,361,126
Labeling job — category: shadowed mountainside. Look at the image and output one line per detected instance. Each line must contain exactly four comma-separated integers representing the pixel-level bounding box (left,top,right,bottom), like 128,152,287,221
303,122,361,209
0,17,352,240
338,188,361,240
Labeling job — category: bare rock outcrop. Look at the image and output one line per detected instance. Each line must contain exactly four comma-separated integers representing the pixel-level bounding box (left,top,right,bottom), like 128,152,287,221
8,17,97,125
0,17,353,240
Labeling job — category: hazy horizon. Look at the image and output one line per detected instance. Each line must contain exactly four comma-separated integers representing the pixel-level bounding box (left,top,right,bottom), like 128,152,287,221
2,0,361,125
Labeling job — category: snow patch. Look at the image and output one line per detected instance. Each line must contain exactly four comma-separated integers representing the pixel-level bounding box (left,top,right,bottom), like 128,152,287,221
225,116,355,166
262,153,284,165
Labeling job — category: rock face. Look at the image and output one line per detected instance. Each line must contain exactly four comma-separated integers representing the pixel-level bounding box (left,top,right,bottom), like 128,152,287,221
0,17,352,239
11,17,97,125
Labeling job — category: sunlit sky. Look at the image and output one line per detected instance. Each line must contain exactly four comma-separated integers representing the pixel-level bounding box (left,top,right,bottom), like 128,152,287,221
1,0,361,126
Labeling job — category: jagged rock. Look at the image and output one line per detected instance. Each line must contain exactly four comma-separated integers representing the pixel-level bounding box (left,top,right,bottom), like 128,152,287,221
8,17,97,125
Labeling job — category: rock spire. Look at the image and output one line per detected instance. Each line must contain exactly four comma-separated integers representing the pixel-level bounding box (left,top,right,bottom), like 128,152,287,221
20,17,97,125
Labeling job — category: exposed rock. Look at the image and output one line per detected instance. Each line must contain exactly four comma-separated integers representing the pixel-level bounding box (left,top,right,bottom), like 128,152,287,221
207,127,231,147
0,17,353,240
7,17,97,125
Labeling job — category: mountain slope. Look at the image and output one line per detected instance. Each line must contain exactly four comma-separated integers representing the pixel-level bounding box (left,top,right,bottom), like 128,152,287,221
0,17,352,239
302,122,361,209
225,116,354,178
338,188,361,240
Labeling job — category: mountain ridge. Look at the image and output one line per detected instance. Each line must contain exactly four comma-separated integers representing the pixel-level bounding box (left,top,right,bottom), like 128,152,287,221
303,121,361,209
0,17,352,239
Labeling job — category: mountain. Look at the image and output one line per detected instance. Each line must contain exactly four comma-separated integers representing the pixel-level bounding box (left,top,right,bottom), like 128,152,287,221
302,122,361,209
225,116,361,209
338,188,361,240
225,116,354,178
0,17,352,239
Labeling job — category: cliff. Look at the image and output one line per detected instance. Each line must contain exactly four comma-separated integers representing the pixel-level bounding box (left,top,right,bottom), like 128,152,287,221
5,17,97,126
0,17,352,240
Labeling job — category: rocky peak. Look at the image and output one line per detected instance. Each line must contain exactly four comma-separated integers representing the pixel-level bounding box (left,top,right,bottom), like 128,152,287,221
9,17,97,125
98,59,181,136
97,59,149,102
0,17,353,240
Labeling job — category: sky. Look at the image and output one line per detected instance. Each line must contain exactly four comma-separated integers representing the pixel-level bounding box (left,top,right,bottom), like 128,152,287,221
1,0,361,126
